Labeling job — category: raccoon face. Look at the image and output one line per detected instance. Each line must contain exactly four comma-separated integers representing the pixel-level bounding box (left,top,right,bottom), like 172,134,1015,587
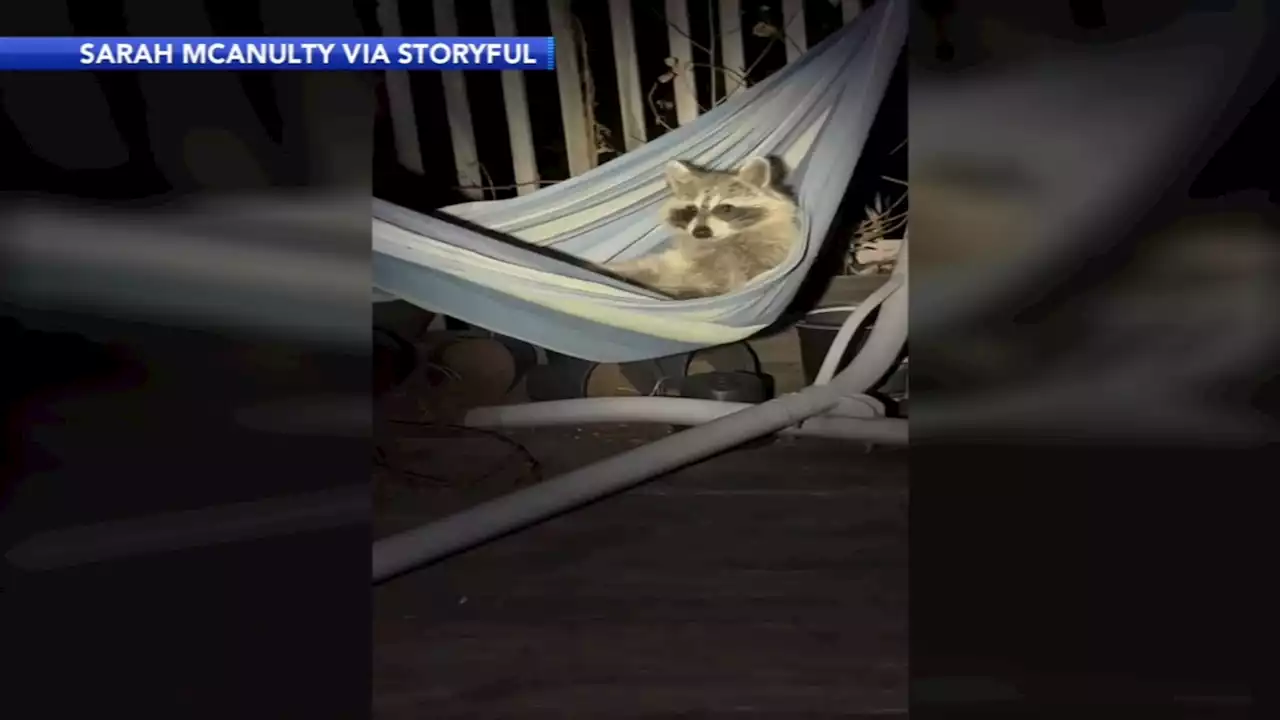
662,157,788,240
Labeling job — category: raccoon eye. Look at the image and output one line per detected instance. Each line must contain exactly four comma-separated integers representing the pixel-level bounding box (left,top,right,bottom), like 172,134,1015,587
713,204,735,216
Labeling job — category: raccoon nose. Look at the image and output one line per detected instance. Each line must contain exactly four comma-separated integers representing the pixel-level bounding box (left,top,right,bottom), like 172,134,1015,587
691,225,712,239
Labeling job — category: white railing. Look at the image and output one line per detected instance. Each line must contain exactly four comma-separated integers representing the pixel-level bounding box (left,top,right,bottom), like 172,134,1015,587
379,0,868,200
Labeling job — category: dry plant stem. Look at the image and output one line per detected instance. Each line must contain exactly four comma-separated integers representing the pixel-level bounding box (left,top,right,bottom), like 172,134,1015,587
644,4,801,72
682,61,746,101
476,163,498,200
647,83,677,132
646,5,800,131
715,7,800,104
572,14,604,168
858,213,908,241
872,188,910,216
781,14,805,56
848,177,910,273
644,4,709,55
739,4,808,83
857,192,911,241
860,206,909,231
455,179,565,193
649,60,749,126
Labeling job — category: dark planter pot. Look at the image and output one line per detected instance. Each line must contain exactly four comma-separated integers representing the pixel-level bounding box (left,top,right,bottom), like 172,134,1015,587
795,307,908,408
674,370,776,447
795,307,875,386
373,327,417,396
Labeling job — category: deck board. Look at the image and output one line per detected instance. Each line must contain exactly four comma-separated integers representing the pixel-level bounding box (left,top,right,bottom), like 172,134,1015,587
374,431,907,717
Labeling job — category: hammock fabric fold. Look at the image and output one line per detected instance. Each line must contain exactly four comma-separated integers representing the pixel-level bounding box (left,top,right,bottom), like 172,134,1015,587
372,0,906,362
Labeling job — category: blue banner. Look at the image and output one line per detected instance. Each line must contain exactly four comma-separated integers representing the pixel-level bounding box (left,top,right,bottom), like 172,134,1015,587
0,37,556,70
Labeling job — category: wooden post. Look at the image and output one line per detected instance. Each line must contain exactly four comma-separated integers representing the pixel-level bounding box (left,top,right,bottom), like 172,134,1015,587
664,0,700,126
374,0,423,175
717,0,745,97
609,0,648,150
433,0,485,199
782,0,808,63
490,0,540,195
547,0,595,175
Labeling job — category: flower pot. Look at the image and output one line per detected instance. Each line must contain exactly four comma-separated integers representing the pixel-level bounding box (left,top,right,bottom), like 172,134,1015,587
795,308,875,386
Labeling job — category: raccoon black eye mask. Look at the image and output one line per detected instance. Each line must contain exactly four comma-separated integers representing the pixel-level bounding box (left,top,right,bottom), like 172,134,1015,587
604,156,801,299
667,204,768,228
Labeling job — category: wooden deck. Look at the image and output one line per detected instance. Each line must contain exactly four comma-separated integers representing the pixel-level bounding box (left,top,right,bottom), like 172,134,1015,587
374,428,907,718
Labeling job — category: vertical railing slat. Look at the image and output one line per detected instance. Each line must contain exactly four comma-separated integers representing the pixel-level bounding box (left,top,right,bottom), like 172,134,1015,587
717,0,745,97
432,1,484,199
608,0,648,151
842,0,862,24
387,0,832,193
490,0,540,195
664,0,699,126
782,0,807,63
374,0,423,175
547,0,594,175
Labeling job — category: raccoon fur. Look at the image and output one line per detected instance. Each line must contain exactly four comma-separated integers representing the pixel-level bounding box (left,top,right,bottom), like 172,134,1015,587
605,156,800,299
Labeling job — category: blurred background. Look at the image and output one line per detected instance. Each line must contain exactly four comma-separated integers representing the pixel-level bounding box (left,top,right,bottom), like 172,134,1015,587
909,0,1279,444
909,0,1273,711
1,3,376,718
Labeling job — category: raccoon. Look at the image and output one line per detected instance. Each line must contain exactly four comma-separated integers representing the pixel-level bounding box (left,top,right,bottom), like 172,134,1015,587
606,156,800,299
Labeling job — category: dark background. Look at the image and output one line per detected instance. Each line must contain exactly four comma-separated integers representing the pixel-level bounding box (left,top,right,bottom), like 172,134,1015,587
910,0,1274,713
2,1,376,717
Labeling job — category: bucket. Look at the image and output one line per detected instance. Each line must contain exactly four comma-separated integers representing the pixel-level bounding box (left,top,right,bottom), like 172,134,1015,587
679,371,772,403
795,307,908,407
795,307,875,385
373,327,417,396
675,371,776,447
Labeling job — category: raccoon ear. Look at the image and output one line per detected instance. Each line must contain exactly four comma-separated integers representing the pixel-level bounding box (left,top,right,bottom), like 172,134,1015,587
735,157,772,188
665,160,699,198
